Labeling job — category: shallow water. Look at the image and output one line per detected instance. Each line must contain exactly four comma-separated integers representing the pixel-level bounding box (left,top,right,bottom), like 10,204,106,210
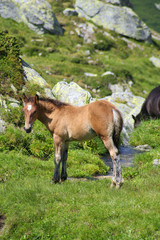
101,145,142,176
68,145,141,181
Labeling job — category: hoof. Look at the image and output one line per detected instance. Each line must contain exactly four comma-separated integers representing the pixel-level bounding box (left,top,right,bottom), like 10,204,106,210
110,181,116,189
116,183,121,189
51,178,60,184
61,174,67,182
61,177,67,182
116,181,123,189
110,181,123,189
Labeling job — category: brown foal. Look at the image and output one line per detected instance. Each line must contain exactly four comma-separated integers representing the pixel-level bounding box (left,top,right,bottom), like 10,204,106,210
22,94,123,188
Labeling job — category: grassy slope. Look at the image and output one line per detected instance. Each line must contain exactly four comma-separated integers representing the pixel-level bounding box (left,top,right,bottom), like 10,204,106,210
0,151,160,240
1,1,160,98
130,0,160,33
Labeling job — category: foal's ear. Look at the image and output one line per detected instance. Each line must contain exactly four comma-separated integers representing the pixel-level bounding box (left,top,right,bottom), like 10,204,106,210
22,93,28,104
35,94,39,104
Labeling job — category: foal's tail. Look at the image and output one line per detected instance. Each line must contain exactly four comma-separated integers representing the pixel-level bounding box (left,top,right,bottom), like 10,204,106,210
112,108,123,148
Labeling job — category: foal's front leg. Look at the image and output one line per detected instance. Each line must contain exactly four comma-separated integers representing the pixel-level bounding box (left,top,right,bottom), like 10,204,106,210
52,134,64,183
61,142,69,181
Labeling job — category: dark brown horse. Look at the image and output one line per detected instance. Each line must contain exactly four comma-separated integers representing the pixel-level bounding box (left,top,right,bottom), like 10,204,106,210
22,94,123,188
132,86,160,127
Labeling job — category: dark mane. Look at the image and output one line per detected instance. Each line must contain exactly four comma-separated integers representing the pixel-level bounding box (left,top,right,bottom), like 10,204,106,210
39,97,70,108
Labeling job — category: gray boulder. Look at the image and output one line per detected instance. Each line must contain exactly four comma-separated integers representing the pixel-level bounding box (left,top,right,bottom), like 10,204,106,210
75,0,151,41
22,59,55,98
52,81,93,106
22,59,48,87
150,56,160,68
0,0,63,35
74,22,97,43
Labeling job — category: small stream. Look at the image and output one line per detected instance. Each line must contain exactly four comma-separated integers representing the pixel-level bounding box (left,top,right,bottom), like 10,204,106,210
101,145,142,176
68,145,142,181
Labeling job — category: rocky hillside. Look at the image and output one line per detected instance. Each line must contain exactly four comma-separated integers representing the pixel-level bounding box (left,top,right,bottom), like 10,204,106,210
1,0,160,144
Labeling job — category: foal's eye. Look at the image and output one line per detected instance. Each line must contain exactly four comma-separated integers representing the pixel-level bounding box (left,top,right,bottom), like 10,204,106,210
32,111,37,116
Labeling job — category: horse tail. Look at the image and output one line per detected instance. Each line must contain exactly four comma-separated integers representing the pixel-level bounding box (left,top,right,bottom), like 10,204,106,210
112,108,123,148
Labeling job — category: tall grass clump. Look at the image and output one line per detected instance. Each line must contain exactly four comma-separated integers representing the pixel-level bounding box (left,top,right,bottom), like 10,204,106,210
129,119,160,148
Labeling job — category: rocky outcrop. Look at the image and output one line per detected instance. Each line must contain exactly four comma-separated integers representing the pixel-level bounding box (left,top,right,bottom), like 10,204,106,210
22,59,48,87
0,0,63,35
75,0,151,41
22,59,54,98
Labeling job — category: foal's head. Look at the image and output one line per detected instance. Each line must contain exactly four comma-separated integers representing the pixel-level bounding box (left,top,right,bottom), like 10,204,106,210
22,94,39,133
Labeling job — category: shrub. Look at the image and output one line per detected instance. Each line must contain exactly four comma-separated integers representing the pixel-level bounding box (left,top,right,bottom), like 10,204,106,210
67,150,109,177
0,125,30,153
0,31,24,99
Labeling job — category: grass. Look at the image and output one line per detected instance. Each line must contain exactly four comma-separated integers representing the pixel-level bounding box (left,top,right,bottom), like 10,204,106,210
130,119,160,148
130,0,160,33
0,120,160,239
0,117,160,239
0,150,159,240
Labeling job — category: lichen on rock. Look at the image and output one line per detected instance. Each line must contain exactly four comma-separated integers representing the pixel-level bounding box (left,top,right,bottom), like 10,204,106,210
52,81,93,106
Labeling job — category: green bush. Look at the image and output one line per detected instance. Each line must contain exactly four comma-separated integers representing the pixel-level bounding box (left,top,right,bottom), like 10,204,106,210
67,150,109,177
0,122,54,158
0,125,30,153
0,32,24,99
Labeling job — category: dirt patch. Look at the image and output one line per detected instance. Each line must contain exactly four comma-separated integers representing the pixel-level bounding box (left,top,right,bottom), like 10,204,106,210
67,175,112,182
0,214,6,235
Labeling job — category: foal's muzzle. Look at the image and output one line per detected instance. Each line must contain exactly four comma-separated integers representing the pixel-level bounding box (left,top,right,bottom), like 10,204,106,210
24,126,32,133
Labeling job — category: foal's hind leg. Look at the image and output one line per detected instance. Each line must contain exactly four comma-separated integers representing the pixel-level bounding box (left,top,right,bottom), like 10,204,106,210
112,154,122,189
101,136,122,189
